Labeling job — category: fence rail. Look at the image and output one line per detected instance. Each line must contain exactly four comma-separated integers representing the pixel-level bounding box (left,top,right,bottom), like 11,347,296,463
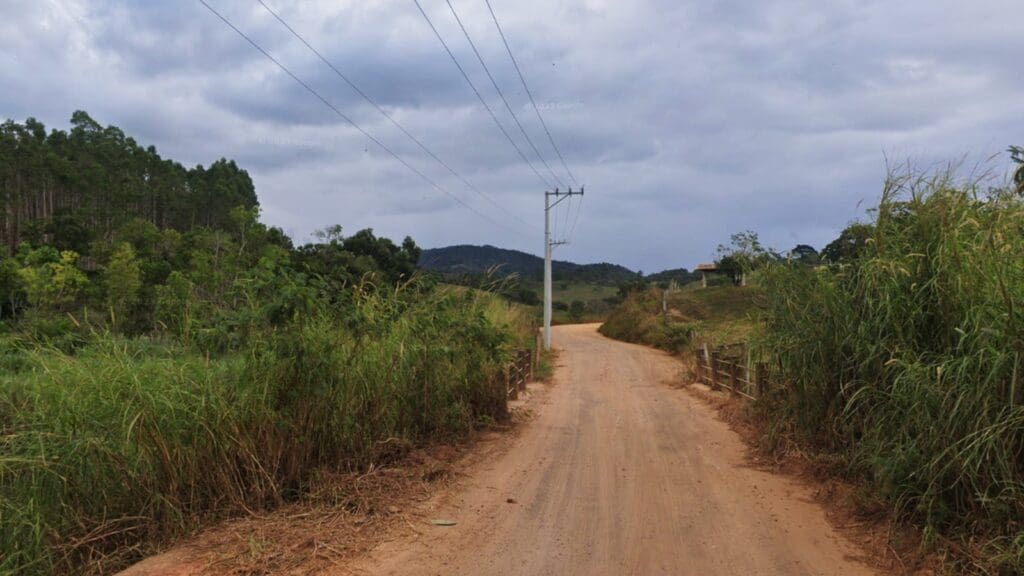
505,348,534,399
693,343,769,400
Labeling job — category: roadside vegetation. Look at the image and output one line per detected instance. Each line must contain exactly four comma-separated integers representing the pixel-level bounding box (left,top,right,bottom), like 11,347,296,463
0,113,534,575
599,238,763,353
756,164,1024,573
601,153,1024,573
598,283,760,353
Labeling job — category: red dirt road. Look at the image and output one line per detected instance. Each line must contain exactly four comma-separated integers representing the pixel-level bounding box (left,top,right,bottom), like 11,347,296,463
347,324,875,576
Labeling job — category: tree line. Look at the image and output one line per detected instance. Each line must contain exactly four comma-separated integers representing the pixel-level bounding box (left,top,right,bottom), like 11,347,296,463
0,111,258,253
0,112,421,350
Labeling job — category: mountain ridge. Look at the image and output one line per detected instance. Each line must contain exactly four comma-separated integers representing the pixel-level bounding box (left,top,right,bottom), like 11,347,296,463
420,244,685,285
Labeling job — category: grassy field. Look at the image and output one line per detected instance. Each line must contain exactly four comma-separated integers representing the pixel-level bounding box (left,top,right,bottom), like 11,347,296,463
515,280,619,324
598,283,761,352
550,282,619,305
667,283,762,344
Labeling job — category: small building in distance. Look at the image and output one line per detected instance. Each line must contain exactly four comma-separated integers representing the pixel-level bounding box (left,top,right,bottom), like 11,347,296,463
695,263,718,288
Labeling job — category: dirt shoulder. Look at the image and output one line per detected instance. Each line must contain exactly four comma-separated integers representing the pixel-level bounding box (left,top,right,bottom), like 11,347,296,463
681,381,939,576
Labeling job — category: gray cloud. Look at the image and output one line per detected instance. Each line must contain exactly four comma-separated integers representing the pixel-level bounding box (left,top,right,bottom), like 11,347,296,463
1,0,1021,271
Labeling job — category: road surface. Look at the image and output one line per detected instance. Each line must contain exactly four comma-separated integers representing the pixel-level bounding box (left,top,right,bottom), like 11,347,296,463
348,324,874,576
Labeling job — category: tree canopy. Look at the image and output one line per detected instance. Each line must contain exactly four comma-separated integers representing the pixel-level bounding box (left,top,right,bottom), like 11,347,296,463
789,244,819,266
0,112,424,351
0,112,258,253
820,222,873,264
715,230,777,283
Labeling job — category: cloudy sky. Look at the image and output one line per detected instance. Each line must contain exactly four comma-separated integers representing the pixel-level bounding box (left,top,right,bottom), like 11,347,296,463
2,0,1020,272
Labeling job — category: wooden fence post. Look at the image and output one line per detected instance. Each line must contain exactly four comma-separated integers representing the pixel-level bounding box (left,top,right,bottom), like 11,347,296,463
755,362,768,397
506,364,517,400
744,347,752,396
694,349,705,383
709,350,720,391
729,361,739,396
520,350,530,391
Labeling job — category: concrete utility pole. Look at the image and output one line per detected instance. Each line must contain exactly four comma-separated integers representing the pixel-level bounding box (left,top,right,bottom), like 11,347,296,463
662,280,676,318
544,187,584,351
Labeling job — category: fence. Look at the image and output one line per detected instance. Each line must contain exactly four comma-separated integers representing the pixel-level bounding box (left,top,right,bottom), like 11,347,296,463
505,348,534,399
693,343,769,400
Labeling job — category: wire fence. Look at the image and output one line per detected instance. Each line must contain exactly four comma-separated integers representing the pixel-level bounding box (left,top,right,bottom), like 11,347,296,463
693,343,769,400
505,348,534,399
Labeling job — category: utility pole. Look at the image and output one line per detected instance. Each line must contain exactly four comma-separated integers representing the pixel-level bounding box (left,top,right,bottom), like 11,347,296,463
662,280,676,318
544,186,584,351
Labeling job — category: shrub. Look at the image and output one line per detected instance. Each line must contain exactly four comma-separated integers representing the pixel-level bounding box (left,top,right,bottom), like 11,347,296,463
599,289,695,353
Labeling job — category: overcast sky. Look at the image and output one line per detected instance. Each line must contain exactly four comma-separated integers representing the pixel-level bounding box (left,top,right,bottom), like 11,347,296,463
2,0,1020,272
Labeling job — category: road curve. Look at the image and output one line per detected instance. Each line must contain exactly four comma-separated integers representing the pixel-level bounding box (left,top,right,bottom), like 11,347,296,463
348,324,874,576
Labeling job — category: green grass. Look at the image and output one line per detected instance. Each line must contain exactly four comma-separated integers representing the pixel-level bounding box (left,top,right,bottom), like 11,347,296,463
550,282,618,305
0,286,531,575
668,284,762,344
599,284,761,353
516,280,618,324
755,167,1024,573
514,280,618,306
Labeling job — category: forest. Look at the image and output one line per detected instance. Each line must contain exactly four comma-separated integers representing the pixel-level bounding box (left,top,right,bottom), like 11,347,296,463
0,111,258,252
0,113,532,575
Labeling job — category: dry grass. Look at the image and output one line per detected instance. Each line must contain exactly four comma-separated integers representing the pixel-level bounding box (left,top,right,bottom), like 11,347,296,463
185,446,462,576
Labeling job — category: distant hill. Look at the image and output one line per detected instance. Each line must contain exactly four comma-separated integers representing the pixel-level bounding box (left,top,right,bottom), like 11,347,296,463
645,267,701,285
419,245,638,285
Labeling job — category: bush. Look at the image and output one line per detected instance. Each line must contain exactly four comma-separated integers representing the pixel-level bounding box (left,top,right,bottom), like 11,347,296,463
599,289,695,353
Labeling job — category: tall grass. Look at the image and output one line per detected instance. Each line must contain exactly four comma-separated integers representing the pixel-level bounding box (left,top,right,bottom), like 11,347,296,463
0,284,530,575
757,167,1024,572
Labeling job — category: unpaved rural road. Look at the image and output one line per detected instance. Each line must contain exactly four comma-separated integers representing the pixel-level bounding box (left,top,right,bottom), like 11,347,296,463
349,324,874,576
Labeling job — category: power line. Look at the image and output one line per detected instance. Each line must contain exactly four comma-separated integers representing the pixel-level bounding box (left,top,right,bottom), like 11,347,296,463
196,0,520,235
443,0,564,189
561,193,572,240
551,190,560,242
411,0,552,190
568,192,583,241
483,0,578,186
255,0,536,231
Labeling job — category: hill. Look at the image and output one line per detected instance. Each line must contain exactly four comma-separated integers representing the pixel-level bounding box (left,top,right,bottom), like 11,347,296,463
645,267,701,285
419,244,637,285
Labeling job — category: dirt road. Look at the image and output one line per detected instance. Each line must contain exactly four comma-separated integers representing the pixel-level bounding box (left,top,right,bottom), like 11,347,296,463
349,324,874,576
